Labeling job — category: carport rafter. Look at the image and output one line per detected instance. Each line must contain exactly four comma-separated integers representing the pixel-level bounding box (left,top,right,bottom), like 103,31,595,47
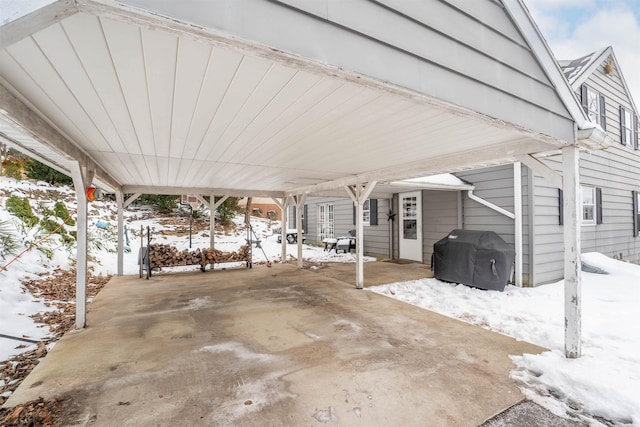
0,84,121,193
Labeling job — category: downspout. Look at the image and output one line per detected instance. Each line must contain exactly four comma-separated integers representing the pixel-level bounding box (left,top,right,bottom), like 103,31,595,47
467,191,515,219
467,187,522,288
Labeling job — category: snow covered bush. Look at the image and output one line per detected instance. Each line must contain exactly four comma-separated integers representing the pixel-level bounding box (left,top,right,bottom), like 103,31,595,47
5,195,38,227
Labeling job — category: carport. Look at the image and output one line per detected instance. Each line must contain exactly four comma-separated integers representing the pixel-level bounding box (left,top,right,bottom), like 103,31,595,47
0,0,611,360
5,263,546,425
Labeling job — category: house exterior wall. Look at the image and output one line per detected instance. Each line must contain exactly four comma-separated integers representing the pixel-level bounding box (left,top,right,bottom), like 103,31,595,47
456,165,532,285
533,55,640,284
303,197,391,259
421,190,460,266
123,0,576,141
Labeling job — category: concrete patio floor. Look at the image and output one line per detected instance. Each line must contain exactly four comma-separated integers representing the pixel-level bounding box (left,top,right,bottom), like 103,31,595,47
5,262,545,426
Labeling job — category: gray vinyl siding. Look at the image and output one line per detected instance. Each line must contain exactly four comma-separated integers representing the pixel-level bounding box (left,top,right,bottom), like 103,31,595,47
125,0,576,141
422,190,459,266
456,164,532,284
533,55,640,283
304,197,391,259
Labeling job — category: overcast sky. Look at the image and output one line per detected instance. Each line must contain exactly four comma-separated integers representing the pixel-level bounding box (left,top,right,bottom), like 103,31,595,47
526,0,640,110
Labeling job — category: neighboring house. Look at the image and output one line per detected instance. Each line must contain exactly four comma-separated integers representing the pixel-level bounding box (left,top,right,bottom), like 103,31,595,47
299,46,639,286
238,197,281,220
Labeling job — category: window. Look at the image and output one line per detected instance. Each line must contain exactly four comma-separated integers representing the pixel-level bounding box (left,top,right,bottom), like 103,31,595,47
581,85,606,129
288,205,306,232
620,106,638,149
402,195,418,239
581,186,596,224
352,199,378,225
362,199,370,226
581,186,602,225
318,204,334,240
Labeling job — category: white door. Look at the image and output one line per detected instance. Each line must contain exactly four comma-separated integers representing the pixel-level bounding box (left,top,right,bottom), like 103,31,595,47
399,191,422,262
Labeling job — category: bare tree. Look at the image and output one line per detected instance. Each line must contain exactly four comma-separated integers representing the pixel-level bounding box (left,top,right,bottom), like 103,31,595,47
244,197,253,226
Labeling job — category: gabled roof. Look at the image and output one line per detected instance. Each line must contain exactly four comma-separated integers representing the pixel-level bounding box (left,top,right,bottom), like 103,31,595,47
558,47,608,85
0,0,610,199
559,46,638,116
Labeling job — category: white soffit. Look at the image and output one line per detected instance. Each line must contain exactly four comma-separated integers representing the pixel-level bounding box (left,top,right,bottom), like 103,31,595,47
0,2,570,197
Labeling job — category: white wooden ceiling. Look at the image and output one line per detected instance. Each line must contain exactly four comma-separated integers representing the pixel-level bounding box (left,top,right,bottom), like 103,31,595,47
0,3,572,197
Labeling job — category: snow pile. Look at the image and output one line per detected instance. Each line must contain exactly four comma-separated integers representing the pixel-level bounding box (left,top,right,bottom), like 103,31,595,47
369,253,640,425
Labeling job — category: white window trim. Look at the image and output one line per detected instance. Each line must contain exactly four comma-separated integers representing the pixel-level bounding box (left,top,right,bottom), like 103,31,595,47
622,107,634,148
317,203,334,240
581,185,596,226
362,199,370,227
586,87,601,126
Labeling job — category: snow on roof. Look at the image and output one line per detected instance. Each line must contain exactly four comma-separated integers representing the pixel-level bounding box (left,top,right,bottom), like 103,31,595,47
401,173,467,186
559,47,608,85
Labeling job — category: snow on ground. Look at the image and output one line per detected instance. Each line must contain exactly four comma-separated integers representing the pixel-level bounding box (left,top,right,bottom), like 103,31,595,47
0,176,372,362
369,253,640,426
2,176,639,425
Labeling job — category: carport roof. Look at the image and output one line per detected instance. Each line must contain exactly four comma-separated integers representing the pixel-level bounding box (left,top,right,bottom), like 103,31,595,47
0,0,609,198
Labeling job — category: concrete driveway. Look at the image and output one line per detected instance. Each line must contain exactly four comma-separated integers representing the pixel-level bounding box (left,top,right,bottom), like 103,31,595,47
5,262,544,426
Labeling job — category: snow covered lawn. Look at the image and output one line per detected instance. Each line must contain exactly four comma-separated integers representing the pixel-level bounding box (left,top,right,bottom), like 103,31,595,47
369,252,640,426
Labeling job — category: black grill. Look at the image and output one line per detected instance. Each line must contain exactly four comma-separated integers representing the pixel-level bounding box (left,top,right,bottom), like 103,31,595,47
433,229,514,291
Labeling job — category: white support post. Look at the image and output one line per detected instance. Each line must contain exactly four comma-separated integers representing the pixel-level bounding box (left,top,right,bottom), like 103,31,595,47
514,162,523,287
209,194,215,251
70,162,93,329
562,145,582,358
293,195,307,268
345,181,377,289
116,190,124,276
272,197,288,264
209,195,229,250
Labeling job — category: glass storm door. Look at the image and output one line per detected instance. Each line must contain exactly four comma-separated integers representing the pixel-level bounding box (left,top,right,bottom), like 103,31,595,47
399,191,422,262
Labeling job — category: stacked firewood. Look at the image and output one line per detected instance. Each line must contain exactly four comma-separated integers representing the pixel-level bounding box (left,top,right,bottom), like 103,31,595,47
147,244,251,268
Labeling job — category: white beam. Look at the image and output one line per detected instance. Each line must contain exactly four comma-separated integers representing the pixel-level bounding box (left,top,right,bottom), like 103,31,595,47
121,185,283,198
0,0,78,49
116,190,124,276
514,162,523,287
196,194,210,209
562,146,582,358
70,161,89,329
292,195,307,268
286,139,559,197
280,197,289,264
123,193,141,209
0,84,121,191
213,195,230,209
516,154,562,189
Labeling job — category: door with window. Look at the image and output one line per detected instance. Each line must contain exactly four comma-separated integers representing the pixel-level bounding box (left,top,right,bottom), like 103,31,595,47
399,191,422,262
318,203,334,241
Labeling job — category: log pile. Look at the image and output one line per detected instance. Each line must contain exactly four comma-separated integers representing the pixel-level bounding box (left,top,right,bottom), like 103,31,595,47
147,244,251,269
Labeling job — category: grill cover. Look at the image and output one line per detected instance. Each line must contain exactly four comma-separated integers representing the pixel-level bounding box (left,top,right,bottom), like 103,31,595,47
433,229,514,291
